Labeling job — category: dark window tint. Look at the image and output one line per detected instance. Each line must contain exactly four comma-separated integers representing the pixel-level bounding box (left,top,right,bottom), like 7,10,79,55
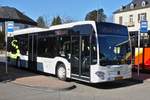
37,35,58,58
91,34,97,64
7,37,13,52
17,35,28,55
37,30,71,59
8,36,28,55
96,22,128,36
98,35,131,65
56,35,71,59
72,24,94,35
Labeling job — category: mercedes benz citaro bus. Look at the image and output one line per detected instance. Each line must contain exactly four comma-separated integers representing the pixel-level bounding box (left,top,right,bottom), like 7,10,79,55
7,21,132,83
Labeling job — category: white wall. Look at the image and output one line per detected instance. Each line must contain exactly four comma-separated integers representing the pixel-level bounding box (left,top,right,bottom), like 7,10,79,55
114,7,150,32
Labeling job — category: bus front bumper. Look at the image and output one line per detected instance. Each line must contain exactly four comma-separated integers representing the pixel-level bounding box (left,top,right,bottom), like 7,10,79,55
90,64,132,83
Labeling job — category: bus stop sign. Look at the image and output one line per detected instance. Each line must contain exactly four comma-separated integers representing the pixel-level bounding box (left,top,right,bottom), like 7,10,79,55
7,21,14,33
140,20,148,33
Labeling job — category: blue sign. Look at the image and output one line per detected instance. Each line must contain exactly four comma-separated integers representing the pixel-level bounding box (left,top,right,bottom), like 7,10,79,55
140,20,148,33
7,21,14,33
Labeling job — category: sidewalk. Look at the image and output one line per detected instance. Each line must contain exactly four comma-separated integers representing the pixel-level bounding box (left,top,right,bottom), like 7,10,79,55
0,63,75,91
132,71,150,83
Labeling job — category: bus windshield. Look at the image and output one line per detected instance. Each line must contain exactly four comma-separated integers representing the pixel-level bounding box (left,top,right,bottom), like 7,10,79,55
96,23,131,66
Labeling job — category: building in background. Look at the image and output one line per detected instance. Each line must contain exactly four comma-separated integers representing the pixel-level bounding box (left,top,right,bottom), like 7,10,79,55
113,0,150,70
0,6,37,32
0,6,37,50
0,22,32,32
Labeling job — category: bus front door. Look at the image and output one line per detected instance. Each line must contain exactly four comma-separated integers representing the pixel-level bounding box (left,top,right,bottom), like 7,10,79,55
28,34,37,72
71,36,80,76
71,36,90,81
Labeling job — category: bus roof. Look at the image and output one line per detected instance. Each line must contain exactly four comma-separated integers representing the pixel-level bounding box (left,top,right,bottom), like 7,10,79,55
11,21,96,36
10,27,48,36
49,21,95,30
11,21,127,36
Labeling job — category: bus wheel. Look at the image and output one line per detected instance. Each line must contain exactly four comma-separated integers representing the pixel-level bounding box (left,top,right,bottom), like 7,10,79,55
57,63,66,81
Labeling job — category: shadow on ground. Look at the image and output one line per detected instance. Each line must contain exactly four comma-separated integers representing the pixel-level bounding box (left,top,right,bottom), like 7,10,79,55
72,69,150,90
73,78,143,89
1,61,150,90
0,63,37,82
132,69,150,81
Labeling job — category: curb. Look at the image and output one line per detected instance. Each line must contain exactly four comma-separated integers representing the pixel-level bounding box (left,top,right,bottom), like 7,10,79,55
0,75,76,91
0,63,76,91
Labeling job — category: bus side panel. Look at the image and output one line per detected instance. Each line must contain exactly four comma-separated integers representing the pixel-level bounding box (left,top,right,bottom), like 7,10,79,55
134,48,150,70
36,57,71,78
134,48,143,68
37,57,56,74
20,55,28,68
144,48,150,70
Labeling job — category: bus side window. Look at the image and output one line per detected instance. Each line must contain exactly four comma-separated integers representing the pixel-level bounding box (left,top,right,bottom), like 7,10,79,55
58,36,71,59
38,36,57,58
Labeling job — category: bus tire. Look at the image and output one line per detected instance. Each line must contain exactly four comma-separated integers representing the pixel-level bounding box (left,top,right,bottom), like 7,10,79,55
57,63,66,81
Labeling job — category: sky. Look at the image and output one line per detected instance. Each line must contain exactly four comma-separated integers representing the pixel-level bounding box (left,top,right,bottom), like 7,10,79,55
0,0,132,23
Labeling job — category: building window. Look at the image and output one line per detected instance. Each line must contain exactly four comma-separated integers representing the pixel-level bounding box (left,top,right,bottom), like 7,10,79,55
129,15,133,23
127,15,134,27
130,3,134,9
119,16,123,25
141,1,146,7
138,13,147,22
141,33,149,47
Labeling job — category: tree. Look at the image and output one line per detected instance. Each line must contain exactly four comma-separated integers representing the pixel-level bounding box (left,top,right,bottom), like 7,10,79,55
51,17,56,25
85,9,107,22
62,16,76,24
51,16,62,26
36,16,47,28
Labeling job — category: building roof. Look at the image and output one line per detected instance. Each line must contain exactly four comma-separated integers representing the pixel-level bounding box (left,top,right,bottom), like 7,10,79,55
0,6,37,26
114,0,150,14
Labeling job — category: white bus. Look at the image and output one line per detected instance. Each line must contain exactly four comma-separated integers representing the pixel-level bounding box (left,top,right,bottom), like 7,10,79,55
7,21,132,83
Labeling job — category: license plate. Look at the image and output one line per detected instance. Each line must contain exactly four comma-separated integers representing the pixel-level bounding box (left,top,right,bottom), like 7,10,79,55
115,76,123,80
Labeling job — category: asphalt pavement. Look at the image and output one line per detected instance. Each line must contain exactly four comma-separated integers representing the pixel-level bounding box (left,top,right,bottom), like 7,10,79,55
0,73,150,100
0,63,75,91
1,54,150,100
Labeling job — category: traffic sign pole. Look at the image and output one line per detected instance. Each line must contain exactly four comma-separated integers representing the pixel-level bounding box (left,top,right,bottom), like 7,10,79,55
5,21,14,74
138,30,140,77
138,20,148,77
5,22,8,74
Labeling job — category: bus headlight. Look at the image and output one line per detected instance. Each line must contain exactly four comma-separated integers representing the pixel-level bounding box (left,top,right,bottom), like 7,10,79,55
95,71,105,80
